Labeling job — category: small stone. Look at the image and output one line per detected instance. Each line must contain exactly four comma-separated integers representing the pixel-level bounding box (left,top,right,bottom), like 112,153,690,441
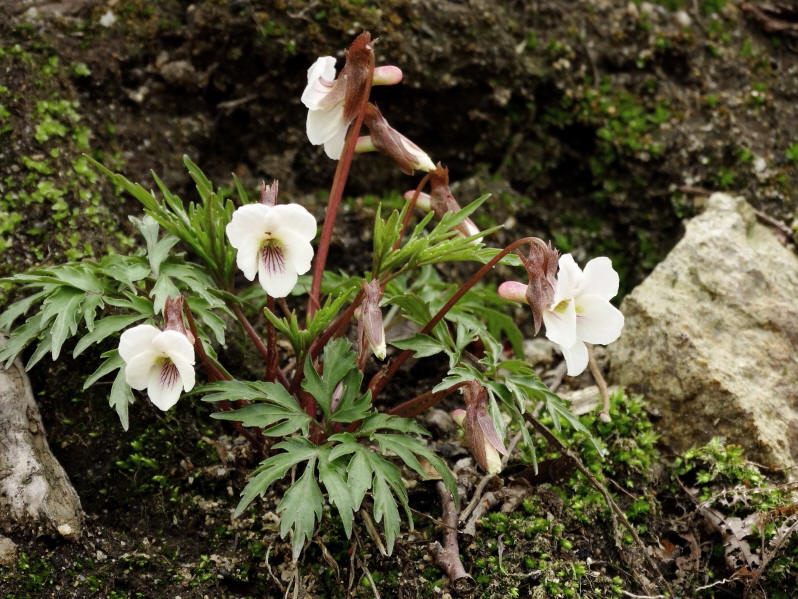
674,10,691,27
99,10,116,27
423,408,455,436
523,338,556,367
0,536,17,566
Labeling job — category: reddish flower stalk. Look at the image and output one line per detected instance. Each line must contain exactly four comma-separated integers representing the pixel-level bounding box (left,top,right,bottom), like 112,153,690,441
307,34,375,318
266,296,277,383
392,172,431,252
387,383,464,418
368,236,541,399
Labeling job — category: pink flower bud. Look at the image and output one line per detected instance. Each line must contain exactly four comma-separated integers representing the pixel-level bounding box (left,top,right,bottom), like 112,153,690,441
451,409,466,427
497,281,529,304
429,167,481,241
372,65,403,86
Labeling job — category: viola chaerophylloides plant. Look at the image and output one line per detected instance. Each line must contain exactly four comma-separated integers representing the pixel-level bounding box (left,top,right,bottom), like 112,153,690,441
0,33,624,561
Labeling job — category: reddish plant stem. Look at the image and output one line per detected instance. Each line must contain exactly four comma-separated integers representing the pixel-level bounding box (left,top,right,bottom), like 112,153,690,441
231,304,291,390
368,236,539,399
266,296,277,383
307,92,374,318
429,481,474,593
392,173,431,251
387,383,464,418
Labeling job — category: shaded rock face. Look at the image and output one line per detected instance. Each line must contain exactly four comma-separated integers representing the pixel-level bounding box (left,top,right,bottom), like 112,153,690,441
608,193,798,472
0,337,83,540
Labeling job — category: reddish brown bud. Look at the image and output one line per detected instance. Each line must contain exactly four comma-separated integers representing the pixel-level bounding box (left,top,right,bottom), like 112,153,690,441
360,279,386,360
362,104,435,175
163,295,194,344
520,239,559,333
461,381,507,474
428,166,481,240
341,32,375,123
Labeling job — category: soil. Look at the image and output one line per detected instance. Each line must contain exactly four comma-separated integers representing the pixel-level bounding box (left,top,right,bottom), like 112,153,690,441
1,0,797,598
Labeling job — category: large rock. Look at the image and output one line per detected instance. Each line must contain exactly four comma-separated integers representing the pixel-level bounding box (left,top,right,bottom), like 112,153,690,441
608,193,798,472
0,336,83,540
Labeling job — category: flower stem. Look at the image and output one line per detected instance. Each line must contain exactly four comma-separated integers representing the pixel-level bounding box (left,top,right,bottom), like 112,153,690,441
587,344,611,422
307,93,374,319
392,173,431,252
387,383,464,418
266,296,277,383
232,304,291,390
368,236,540,398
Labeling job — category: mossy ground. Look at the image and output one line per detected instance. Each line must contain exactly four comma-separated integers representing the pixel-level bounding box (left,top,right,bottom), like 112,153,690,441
1,0,797,597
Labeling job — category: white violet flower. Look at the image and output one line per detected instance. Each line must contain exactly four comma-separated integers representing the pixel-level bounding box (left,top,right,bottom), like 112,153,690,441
225,203,316,298
542,254,624,376
302,56,350,160
118,324,196,411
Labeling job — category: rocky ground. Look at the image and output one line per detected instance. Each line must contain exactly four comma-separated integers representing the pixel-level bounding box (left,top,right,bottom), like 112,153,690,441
1,0,797,597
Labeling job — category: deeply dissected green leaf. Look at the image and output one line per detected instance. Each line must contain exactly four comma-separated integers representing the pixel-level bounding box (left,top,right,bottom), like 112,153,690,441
83,349,124,389
318,447,355,538
302,338,358,420
234,438,319,517
110,363,135,431
390,333,446,359
371,475,401,555
278,457,323,559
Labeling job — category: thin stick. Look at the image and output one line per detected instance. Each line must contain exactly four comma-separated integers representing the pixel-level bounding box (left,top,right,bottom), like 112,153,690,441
368,236,539,398
231,304,292,390
587,344,611,422
429,481,475,593
387,383,464,417
523,412,673,597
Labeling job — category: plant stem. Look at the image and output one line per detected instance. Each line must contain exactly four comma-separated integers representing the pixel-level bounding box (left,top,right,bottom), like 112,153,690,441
307,92,374,318
391,173,431,252
587,344,611,422
266,296,277,382
429,481,474,594
368,236,539,398
231,304,291,390
387,383,464,418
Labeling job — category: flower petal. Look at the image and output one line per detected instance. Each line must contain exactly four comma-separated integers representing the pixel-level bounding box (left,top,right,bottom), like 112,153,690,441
268,203,317,242
543,298,577,348
575,294,625,345
172,354,196,393
275,226,314,276
323,117,349,159
147,361,183,411
124,350,159,390
301,56,337,109
581,257,619,301
257,241,298,298
307,104,346,145
554,253,583,303
560,340,589,376
118,324,160,362
226,204,273,280
152,330,195,367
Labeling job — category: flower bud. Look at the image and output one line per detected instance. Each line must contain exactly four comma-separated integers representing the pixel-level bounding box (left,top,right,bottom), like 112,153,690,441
520,239,559,334
372,65,403,86
460,381,508,474
361,280,386,360
429,166,482,241
163,295,194,344
497,280,529,304
451,409,466,427
341,32,375,123
259,179,278,207
362,104,435,175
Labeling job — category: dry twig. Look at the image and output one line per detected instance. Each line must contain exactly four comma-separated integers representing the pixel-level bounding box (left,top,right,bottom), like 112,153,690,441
429,481,475,595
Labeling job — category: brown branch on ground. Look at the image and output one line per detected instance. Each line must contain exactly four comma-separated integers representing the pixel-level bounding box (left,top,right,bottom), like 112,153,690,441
524,412,674,598
461,485,528,540
429,481,475,596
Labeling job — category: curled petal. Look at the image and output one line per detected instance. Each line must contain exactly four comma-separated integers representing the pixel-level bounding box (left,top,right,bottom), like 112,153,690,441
171,353,196,393
118,324,160,362
575,295,625,345
582,257,620,301
301,56,337,109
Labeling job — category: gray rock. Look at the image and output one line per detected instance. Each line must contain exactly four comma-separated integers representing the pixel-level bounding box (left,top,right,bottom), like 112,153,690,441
0,535,16,565
608,193,798,472
0,336,83,539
